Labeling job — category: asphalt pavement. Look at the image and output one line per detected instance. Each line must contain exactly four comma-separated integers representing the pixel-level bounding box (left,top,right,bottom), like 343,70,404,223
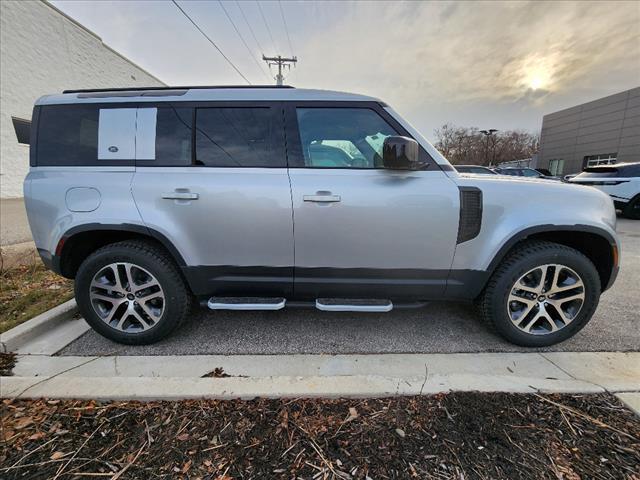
60,218,640,356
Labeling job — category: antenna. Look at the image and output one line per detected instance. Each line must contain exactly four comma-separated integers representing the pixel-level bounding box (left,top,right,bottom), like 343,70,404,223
262,55,297,85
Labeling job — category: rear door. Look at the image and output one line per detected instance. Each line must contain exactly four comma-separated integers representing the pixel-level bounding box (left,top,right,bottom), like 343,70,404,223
285,103,460,300
131,102,294,297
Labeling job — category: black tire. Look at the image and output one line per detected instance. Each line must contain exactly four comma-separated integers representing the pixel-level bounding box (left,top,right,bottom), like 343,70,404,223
75,240,192,345
622,195,640,220
479,240,601,347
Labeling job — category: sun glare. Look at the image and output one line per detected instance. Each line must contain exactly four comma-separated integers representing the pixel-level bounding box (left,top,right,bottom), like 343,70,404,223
522,57,555,92
526,67,552,90
529,75,545,90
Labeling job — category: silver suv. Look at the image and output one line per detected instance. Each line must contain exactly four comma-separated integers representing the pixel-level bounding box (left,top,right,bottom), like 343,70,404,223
24,86,620,347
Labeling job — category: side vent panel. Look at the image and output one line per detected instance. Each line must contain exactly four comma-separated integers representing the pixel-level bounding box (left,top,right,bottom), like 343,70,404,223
457,187,483,244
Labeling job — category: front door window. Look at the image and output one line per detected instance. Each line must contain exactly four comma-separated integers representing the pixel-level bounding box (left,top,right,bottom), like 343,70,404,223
296,108,399,168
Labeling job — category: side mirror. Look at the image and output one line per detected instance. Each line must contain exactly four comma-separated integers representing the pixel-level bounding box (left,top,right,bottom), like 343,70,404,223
382,136,420,169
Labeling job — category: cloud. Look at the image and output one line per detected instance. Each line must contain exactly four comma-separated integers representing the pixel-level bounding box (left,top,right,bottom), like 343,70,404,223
294,1,640,113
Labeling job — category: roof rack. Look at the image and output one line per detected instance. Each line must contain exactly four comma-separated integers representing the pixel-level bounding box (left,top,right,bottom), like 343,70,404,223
62,85,295,94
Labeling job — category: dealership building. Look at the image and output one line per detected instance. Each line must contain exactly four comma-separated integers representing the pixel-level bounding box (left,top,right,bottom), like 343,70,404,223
537,87,640,176
0,0,164,199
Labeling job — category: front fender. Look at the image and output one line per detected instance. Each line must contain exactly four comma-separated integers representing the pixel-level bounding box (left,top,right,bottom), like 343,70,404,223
452,178,617,269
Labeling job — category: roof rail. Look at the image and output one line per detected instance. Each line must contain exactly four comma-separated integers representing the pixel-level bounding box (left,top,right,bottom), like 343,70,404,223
62,85,295,94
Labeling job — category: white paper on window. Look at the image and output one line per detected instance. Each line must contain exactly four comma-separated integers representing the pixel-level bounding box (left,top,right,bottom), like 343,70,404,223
98,108,136,160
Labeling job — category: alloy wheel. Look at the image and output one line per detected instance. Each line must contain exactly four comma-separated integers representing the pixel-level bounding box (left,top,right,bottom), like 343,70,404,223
507,264,585,335
89,262,165,333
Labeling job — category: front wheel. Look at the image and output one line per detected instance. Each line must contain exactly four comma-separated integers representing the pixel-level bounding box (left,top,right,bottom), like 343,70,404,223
479,241,601,347
75,240,192,345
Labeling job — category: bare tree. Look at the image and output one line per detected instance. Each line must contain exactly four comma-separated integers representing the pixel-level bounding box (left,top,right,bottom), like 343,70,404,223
433,124,539,166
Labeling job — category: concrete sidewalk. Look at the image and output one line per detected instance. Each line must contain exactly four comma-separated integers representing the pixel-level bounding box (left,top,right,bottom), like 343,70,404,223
3,351,638,401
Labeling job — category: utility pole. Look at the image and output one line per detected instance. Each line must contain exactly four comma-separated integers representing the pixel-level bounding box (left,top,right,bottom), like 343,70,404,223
262,55,297,85
480,129,498,166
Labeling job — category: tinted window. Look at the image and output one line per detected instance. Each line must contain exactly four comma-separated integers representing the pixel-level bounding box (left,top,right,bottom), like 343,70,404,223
296,108,399,168
522,168,542,177
457,166,496,174
37,105,98,166
576,164,640,178
154,107,192,166
195,107,283,167
618,164,640,177
12,117,31,145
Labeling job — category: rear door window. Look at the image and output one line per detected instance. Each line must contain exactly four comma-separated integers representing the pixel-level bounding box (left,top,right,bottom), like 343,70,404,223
195,107,285,167
136,106,193,166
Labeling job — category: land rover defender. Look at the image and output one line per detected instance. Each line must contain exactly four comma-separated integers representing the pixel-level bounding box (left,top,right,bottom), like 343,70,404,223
24,86,620,346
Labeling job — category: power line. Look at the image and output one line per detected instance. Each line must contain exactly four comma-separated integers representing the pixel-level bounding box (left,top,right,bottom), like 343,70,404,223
256,0,277,53
278,0,294,57
218,0,270,81
171,0,251,85
236,0,266,55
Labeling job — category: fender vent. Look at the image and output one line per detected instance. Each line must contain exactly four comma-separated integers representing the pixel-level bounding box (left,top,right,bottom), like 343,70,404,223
457,187,483,244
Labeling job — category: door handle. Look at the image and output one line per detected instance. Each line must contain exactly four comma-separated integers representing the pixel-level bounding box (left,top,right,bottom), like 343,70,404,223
162,191,199,200
303,194,341,203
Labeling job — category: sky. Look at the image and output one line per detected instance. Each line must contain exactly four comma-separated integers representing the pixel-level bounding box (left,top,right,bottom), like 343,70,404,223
51,0,640,139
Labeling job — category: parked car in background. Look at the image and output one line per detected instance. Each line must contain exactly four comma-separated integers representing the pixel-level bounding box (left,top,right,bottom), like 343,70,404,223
455,165,498,175
25,86,620,347
493,167,560,180
569,163,640,219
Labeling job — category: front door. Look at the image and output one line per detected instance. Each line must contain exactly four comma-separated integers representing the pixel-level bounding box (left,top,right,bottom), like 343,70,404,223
286,104,460,300
132,103,294,297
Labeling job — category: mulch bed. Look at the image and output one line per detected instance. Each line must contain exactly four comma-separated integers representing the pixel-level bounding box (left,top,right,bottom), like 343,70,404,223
1,393,638,479
0,352,17,376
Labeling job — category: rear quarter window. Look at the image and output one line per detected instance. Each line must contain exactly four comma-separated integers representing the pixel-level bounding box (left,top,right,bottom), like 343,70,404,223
36,104,194,166
37,105,99,166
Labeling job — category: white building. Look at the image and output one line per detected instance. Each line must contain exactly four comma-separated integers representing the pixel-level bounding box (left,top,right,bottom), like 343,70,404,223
0,0,164,198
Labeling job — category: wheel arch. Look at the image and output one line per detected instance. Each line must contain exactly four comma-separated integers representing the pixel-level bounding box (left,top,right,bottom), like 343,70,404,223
486,224,619,293
54,223,186,279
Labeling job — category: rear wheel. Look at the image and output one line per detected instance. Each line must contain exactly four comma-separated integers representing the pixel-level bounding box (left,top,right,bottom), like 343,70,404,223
75,240,191,345
622,195,640,219
480,241,600,347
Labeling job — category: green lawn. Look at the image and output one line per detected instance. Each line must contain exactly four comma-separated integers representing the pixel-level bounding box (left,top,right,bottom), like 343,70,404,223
0,262,74,333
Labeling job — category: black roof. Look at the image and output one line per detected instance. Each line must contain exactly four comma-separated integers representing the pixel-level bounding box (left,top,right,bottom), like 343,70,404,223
63,85,295,94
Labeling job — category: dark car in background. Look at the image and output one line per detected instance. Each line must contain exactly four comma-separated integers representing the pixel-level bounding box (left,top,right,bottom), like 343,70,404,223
494,167,560,180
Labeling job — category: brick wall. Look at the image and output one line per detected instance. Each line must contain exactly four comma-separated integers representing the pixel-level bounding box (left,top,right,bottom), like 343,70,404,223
0,0,164,198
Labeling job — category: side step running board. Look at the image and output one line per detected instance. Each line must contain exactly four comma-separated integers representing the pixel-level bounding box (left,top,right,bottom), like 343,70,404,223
315,298,393,312
207,297,286,311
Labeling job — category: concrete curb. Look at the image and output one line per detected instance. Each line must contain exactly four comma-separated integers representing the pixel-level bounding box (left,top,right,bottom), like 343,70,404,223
616,393,640,417
0,299,79,353
0,374,611,401
3,352,638,400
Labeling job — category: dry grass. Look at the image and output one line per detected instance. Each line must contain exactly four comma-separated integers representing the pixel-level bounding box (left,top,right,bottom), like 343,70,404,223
0,259,73,334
